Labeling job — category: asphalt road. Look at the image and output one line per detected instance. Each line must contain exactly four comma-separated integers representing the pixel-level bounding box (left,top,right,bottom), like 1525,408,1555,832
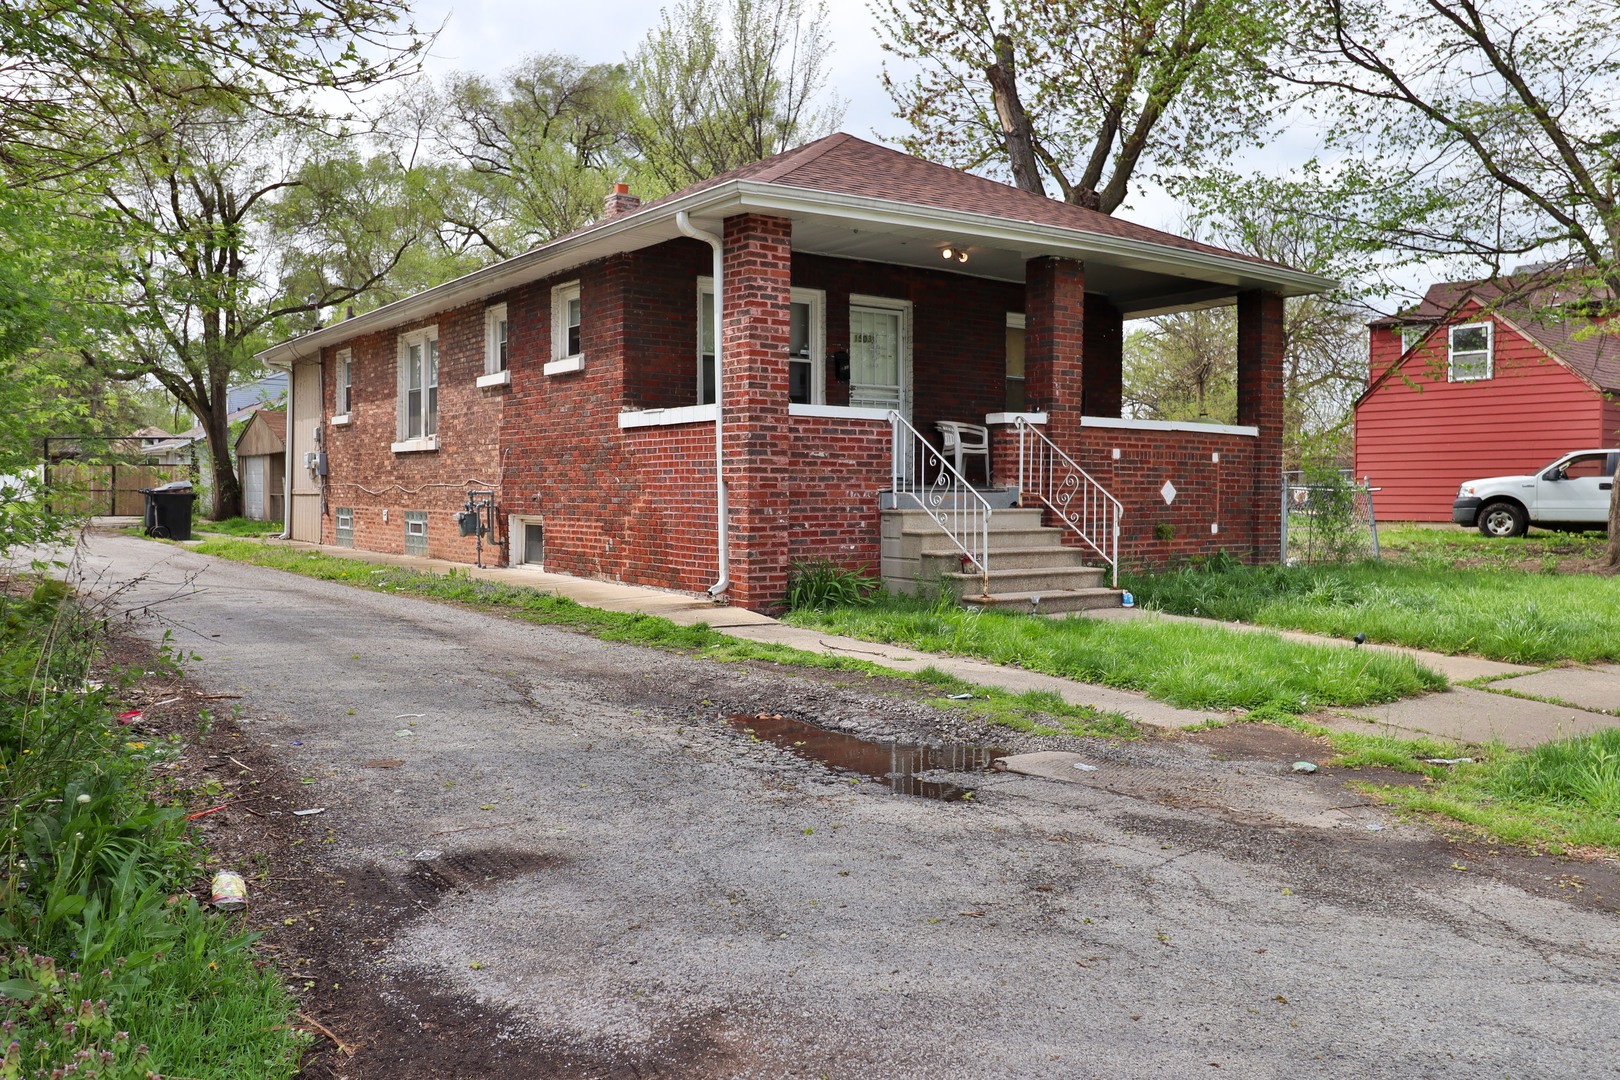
67,533,1620,1079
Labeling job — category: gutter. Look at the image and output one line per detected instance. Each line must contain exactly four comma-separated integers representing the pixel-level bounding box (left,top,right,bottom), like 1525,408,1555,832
676,211,729,598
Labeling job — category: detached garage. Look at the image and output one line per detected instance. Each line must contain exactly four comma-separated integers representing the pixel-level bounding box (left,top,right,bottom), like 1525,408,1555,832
236,409,286,522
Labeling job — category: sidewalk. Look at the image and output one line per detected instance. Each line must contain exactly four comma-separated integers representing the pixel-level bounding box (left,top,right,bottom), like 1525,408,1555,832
174,529,1620,749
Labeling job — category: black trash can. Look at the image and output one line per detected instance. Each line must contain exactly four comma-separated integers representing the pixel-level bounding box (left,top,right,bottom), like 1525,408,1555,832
140,481,196,540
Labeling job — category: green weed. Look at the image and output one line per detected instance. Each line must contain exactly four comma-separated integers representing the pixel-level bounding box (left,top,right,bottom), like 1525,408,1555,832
785,558,879,612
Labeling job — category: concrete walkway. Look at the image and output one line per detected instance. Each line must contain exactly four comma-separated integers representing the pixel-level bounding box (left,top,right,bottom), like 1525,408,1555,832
114,526,1620,748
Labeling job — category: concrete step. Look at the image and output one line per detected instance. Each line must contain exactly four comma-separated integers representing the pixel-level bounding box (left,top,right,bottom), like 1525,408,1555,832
883,507,1050,533
944,565,1110,596
967,587,1126,615
920,545,1092,574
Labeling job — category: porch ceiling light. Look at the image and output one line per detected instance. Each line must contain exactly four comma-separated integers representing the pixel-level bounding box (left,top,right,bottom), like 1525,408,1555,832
940,245,969,263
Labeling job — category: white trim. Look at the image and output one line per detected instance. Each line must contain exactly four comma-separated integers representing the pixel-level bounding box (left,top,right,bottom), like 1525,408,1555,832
334,348,352,415
789,403,890,421
330,412,352,427
396,326,439,442
1006,313,1026,329
476,370,511,388
390,436,439,453
509,514,544,567
552,281,582,365
544,355,585,377
1447,320,1493,382
618,404,717,428
1083,415,1258,438
484,303,509,376
986,411,1046,425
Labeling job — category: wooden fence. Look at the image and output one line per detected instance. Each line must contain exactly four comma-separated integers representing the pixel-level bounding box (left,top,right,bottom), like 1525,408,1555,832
45,461,187,516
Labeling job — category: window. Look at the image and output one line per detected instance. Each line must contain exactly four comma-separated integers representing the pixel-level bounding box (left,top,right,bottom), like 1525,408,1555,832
546,282,583,375
334,349,353,418
1005,314,1026,411
404,511,428,556
334,507,354,547
697,280,823,405
1399,325,1428,354
482,303,509,379
395,327,438,448
1448,322,1492,381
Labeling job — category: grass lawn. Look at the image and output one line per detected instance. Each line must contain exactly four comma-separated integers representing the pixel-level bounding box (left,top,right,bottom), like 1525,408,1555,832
194,516,283,537
1122,532,1620,664
786,592,1446,715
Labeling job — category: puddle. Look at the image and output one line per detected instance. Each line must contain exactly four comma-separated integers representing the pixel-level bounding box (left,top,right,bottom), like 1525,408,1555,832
727,714,1006,801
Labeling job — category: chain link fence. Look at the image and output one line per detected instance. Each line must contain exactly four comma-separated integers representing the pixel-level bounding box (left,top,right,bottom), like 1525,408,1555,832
1283,469,1380,565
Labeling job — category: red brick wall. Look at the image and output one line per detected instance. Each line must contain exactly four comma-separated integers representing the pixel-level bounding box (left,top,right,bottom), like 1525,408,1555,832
318,301,504,560
1082,296,1123,417
1237,291,1285,560
784,417,890,572
1077,423,1265,568
1025,257,1086,448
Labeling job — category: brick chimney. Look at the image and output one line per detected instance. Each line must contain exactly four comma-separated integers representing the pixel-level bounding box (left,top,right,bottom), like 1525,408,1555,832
603,182,640,219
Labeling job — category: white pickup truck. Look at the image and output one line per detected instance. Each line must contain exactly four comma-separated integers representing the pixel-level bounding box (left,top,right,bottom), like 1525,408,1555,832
1453,449,1618,537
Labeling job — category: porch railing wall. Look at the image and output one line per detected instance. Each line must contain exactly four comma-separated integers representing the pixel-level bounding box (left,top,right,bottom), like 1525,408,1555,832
1014,417,1122,586
888,411,991,595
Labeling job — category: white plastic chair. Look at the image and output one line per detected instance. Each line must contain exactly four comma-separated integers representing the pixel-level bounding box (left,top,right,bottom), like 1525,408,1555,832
935,420,990,485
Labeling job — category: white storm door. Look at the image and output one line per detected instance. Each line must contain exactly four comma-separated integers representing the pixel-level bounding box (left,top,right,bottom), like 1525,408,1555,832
848,301,909,417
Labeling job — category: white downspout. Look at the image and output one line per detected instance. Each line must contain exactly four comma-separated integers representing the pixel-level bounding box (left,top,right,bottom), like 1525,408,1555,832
276,363,295,540
677,210,729,598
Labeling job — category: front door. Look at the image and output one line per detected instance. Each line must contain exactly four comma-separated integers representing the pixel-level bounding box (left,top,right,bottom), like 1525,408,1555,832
848,300,910,417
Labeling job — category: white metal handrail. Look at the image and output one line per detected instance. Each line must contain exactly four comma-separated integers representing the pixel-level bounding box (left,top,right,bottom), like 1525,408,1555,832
889,411,991,595
1015,417,1122,586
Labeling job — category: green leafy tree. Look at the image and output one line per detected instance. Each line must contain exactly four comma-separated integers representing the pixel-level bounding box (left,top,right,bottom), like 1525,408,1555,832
84,104,424,518
629,0,845,189
874,0,1282,211
1266,0,1620,563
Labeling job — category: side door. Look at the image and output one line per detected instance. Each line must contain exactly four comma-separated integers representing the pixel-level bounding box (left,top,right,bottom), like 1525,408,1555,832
1535,452,1614,523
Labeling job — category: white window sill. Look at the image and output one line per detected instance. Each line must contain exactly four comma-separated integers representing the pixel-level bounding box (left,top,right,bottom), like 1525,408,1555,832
476,370,511,388
619,404,716,429
544,355,585,376
330,413,352,427
789,404,891,421
1081,416,1258,438
985,411,1047,426
391,436,439,453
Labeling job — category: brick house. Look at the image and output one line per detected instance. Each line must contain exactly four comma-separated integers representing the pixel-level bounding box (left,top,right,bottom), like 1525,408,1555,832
1356,278,1620,521
261,134,1329,613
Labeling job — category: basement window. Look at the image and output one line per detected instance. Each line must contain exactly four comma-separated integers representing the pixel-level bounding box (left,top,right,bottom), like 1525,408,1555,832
404,511,428,556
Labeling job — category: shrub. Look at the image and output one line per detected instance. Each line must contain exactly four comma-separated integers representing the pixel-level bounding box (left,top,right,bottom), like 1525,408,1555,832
785,559,879,612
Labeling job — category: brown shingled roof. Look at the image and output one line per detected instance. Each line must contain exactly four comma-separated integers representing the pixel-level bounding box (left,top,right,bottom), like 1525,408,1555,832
1368,277,1620,393
619,133,1293,272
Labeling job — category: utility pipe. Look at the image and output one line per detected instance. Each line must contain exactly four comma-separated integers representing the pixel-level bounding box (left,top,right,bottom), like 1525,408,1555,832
676,210,729,598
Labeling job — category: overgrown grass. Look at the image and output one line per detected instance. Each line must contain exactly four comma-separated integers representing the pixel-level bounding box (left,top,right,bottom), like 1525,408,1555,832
190,539,1136,738
1328,727,1620,850
1,576,304,1077
1122,556,1620,664
1378,523,1608,568
194,516,282,537
786,591,1446,713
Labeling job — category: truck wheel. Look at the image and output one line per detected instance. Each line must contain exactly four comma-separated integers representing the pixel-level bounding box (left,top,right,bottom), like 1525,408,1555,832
1477,501,1527,538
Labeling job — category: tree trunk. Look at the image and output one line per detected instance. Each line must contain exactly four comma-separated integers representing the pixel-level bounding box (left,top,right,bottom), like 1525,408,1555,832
985,33,1045,197
203,409,243,521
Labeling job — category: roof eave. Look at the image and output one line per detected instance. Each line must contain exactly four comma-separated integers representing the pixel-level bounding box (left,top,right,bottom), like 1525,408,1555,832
259,179,1335,365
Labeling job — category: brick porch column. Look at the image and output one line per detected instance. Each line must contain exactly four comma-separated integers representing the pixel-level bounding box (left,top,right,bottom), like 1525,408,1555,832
1082,295,1123,417
721,213,793,611
1237,289,1286,562
1024,257,1086,451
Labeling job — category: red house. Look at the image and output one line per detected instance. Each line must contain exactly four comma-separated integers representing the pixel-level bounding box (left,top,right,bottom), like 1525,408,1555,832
1356,278,1620,522
260,135,1328,613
